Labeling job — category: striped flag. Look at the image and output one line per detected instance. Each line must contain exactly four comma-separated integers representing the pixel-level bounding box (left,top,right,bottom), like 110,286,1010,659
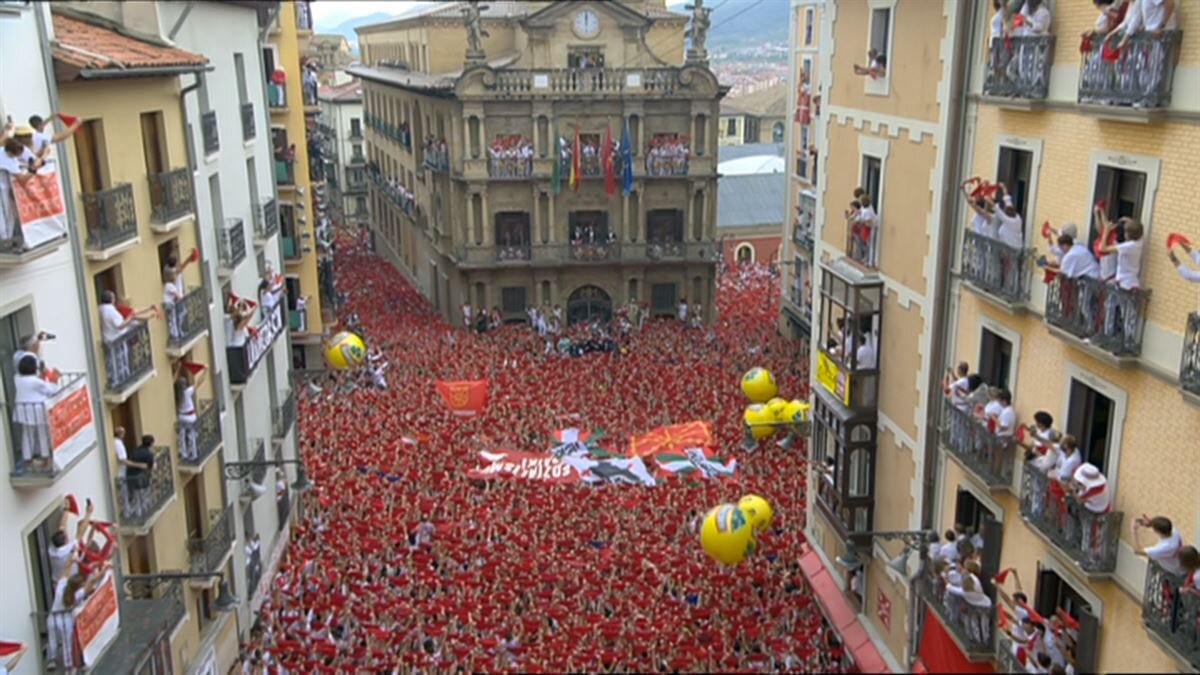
569,124,581,192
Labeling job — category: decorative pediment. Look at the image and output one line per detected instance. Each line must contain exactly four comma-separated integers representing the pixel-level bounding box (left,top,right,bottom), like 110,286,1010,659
521,0,650,30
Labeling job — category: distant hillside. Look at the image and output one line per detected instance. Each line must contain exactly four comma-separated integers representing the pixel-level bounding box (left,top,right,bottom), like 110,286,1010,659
668,0,789,49
318,4,436,52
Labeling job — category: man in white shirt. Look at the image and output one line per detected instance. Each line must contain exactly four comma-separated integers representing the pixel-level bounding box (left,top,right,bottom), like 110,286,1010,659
98,291,157,386
1110,0,1178,50
28,113,81,162
995,206,1024,250
855,335,876,370
1055,234,1101,279
1054,435,1084,484
1132,515,1185,575
1017,0,1052,36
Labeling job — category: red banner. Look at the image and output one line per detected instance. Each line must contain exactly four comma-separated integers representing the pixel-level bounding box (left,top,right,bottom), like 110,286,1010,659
467,450,577,483
8,169,68,249
74,573,120,666
435,380,488,417
626,421,713,458
49,382,92,450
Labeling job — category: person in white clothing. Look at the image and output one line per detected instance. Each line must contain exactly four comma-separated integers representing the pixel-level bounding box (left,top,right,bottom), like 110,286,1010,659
174,366,205,462
1048,234,1101,279
677,299,688,323
1132,515,1185,575
27,113,81,162
1108,0,1178,50
995,205,1024,250
1169,240,1200,291
12,355,59,473
854,334,876,370
1016,0,1052,35
1096,210,1144,290
461,302,472,329
111,426,145,515
98,290,157,389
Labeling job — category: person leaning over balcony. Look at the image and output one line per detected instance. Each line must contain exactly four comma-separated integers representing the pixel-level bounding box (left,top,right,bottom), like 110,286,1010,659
1107,0,1178,50
1018,411,1057,460
49,556,111,672
162,264,187,340
1096,210,1144,291
175,365,206,462
1043,233,1101,280
12,354,60,474
1084,0,1126,41
27,113,81,163
98,291,158,382
1131,515,1185,575
225,294,256,348
1167,239,1200,294
48,496,92,582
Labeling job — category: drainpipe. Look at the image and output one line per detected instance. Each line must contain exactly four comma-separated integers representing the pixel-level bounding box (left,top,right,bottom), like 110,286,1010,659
33,1,121,567
911,0,978,668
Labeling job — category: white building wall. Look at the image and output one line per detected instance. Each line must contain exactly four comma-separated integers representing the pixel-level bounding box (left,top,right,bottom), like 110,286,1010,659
320,94,364,219
0,5,116,673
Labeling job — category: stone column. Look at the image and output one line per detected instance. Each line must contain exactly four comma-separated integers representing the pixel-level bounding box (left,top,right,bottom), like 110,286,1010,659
481,189,492,246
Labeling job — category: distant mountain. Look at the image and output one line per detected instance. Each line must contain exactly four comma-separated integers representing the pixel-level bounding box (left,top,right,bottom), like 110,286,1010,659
318,4,437,51
667,0,789,49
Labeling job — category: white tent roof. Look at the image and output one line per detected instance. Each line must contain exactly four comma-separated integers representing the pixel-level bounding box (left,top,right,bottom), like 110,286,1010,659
717,155,786,176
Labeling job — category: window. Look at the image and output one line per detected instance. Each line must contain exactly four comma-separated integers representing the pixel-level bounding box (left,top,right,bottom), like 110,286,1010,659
797,127,809,177
861,155,882,212
978,327,1013,390
735,243,755,263
0,305,35,410
140,112,167,176
804,8,815,45
996,147,1033,224
772,122,784,144
234,52,248,104
803,56,813,80
954,488,996,535
568,211,608,242
726,117,737,136
1066,379,1114,474
567,48,605,69
494,212,531,247
352,143,363,158
651,283,677,315
1033,567,1100,672
869,7,891,59
350,118,362,137
74,119,107,193
501,287,527,318
355,196,367,214
1089,165,1146,251
646,209,684,242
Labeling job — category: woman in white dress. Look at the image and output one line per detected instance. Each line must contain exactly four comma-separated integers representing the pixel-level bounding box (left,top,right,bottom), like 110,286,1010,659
12,354,59,474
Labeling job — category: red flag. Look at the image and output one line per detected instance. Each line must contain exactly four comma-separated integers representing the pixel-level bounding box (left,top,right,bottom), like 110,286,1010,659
626,421,713,458
0,642,22,656
602,123,615,197
56,113,79,127
435,380,489,417
570,125,581,192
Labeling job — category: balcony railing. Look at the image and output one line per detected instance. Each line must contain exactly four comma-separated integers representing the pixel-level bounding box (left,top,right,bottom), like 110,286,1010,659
793,224,813,249
241,102,256,141
1180,313,1200,398
103,320,154,394
961,231,1031,305
228,302,285,385
941,401,1014,489
919,566,995,658
188,505,235,575
645,153,689,177
148,168,194,225
488,155,533,178
272,389,296,438
253,197,279,240
178,399,221,468
289,307,308,333
114,445,174,529
454,241,717,267
486,68,680,96
846,224,877,269
6,372,89,480
165,285,208,350
1019,460,1122,574
983,35,1054,100
217,218,247,272
275,159,295,185
1142,560,1200,669
201,110,219,156
282,235,302,260
423,142,449,171
995,632,1027,674
1045,275,1149,357
1078,31,1182,109
83,183,138,252
568,241,618,262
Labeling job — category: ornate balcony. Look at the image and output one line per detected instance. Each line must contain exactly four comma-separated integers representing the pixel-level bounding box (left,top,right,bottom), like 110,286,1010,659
103,320,154,399
568,241,617,262
241,102,256,141
1142,560,1200,669
177,399,221,470
201,110,219,156
217,218,246,275
1078,31,1182,110
165,285,209,355
7,372,93,485
272,389,296,439
960,231,1032,309
82,183,138,257
941,402,1014,490
995,632,1027,674
453,241,716,269
147,168,194,229
1019,460,1122,575
488,155,533,178
1045,275,1149,360
982,35,1054,102
645,153,689,177
188,504,235,576
114,445,174,533
253,197,279,241
919,566,996,660
422,142,449,172
485,68,682,97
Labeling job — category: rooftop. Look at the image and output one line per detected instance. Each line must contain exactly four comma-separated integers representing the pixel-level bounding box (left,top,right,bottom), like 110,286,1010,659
52,9,209,81
358,0,686,34
717,173,786,230
319,79,363,103
718,143,785,163
720,82,787,118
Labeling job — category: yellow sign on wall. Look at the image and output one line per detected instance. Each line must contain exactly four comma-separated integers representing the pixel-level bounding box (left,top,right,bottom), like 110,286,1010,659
816,351,851,407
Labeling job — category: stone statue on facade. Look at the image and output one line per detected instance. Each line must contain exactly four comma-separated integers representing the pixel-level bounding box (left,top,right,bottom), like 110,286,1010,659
685,0,712,63
463,1,489,65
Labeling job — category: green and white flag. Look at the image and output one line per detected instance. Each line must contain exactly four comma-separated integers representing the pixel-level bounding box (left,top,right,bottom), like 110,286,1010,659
656,447,737,479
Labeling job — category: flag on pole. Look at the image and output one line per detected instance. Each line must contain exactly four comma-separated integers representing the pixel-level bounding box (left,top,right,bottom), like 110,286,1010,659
620,117,634,196
551,125,562,194
569,124,581,192
602,122,615,197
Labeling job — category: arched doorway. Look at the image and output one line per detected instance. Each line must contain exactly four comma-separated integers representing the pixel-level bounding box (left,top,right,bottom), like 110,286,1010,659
567,285,612,325
735,243,755,263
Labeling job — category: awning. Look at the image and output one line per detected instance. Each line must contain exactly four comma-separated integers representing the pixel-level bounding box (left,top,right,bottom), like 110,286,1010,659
797,547,890,673
916,608,994,674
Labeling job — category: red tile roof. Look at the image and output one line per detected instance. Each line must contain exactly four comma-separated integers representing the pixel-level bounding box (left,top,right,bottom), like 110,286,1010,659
319,80,362,103
52,11,208,79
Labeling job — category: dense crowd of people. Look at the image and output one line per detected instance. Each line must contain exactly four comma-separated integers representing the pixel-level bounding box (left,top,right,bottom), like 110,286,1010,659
233,225,848,673
487,135,534,178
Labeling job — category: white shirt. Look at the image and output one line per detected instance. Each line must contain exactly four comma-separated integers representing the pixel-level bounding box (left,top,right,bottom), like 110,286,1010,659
99,303,126,342
983,399,1002,423
32,128,53,155
14,373,57,405
991,9,1005,38
1122,0,1179,33
971,211,997,239
939,540,960,562
1018,3,1052,35
1055,450,1083,482
49,541,76,582
163,279,183,306
947,573,993,608
1114,239,1143,290
949,376,971,412
178,385,196,417
996,405,1017,436
855,340,876,369
995,212,1024,250
1032,443,1061,473
1144,529,1185,575
1060,244,1100,279
114,436,128,478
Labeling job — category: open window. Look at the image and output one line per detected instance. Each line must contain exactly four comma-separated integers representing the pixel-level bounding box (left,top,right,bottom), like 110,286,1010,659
804,7,815,46
996,147,1033,224
650,283,676,317
864,1,894,95
861,155,882,213
1065,378,1115,475
647,209,684,243
1088,165,1146,253
1033,565,1101,673
568,211,609,243
978,327,1013,391
567,47,605,69
494,212,531,248
953,488,1003,595
816,265,882,406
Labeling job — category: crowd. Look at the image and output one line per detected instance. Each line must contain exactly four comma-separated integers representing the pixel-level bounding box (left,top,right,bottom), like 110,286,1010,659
843,186,879,268
233,226,849,673
1,113,79,251
645,136,690,177
423,136,449,172
487,135,534,178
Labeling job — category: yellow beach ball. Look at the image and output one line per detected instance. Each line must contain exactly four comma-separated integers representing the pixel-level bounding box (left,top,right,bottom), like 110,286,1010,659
743,404,776,440
700,503,756,565
740,367,778,403
325,331,366,369
738,494,774,533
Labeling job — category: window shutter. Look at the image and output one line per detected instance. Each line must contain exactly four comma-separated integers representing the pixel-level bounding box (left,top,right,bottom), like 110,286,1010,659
1075,608,1100,674
1089,166,1117,247
979,516,1004,599
1034,564,1058,617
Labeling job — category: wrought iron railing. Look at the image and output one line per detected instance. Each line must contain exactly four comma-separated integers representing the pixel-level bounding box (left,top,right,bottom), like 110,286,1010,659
846,222,877,269
941,401,1014,489
1142,559,1200,669
188,505,235,575
201,110,219,155
646,153,689,177
1078,31,1182,108
114,445,174,528
272,389,296,438
241,102,255,141
228,303,285,384
83,183,138,252
254,197,279,240
919,565,995,657
995,632,1027,674
983,35,1054,99
148,168,194,225
6,372,88,479
274,158,295,185
961,231,1031,304
1019,460,1122,574
423,142,449,171
1182,313,1200,397
218,218,247,271
178,399,220,468
488,154,533,178
165,285,208,350
103,320,154,394
1045,275,1149,357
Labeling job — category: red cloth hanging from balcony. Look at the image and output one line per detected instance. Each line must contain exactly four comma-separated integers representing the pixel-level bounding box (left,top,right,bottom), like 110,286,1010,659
916,607,994,674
